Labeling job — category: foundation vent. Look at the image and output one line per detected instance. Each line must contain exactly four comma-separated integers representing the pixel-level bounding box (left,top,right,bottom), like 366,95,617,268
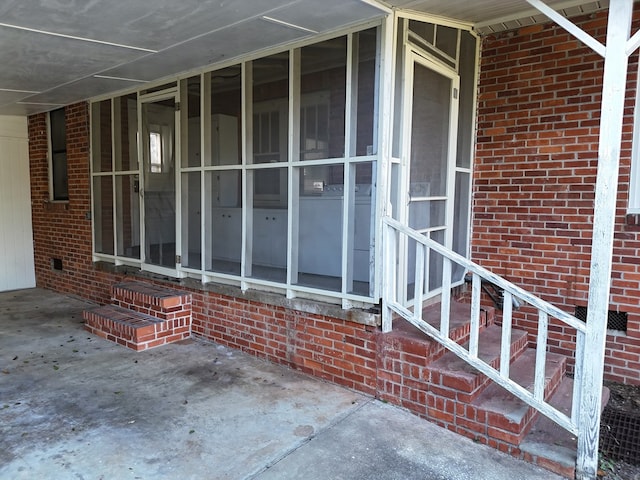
574,306,627,332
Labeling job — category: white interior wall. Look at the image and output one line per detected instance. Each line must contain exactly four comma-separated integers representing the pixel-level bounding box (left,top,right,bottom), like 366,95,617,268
0,115,36,292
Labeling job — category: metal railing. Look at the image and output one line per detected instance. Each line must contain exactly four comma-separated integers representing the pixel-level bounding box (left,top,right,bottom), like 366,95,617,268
382,216,587,436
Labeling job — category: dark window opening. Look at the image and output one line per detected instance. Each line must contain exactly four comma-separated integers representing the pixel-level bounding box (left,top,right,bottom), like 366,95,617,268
575,306,628,332
50,108,68,201
51,258,63,271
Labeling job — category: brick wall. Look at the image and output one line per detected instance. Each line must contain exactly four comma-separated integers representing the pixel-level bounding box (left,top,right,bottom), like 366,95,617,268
475,12,640,385
28,103,116,304
191,290,379,395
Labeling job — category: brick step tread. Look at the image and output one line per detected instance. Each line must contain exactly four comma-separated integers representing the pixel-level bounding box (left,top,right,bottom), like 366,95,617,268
519,378,611,479
388,301,495,359
84,304,163,329
112,281,191,309
83,304,191,351
472,349,567,433
428,325,529,395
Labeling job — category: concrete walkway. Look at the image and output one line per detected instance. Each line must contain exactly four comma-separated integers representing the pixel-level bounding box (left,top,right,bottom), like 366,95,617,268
0,288,562,480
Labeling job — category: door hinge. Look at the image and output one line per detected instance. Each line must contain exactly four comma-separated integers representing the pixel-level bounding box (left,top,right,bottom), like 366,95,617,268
175,102,181,112
175,255,181,264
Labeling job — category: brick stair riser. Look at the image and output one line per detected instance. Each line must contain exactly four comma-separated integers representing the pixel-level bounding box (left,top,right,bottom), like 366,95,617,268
424,354,567,451
84,314,191,351
427,331,530,401
112,298,192,321
84,282,193,351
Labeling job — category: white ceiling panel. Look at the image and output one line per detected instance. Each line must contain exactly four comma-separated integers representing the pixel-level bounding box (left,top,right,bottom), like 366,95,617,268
269,0,387,32
0,0,613,116
0,25,147,93
0,0,299,51
18,76,145,106
99,17,314,83
0,90,36,106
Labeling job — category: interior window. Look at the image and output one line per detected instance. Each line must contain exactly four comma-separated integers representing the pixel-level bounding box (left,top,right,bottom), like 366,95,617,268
49,107,68,201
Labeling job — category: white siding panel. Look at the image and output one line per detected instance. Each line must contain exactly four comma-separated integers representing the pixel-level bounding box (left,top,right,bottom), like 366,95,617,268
0,116,35,292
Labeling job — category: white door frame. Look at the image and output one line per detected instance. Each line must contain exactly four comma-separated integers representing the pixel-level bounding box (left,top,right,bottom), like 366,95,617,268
138,88,183,278
397,49,460,305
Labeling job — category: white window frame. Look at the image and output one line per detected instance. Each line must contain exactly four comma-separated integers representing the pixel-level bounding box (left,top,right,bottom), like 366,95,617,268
89,21,388,309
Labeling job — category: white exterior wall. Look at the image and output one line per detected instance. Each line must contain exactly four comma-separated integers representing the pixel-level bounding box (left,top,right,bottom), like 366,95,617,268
0,115,35,292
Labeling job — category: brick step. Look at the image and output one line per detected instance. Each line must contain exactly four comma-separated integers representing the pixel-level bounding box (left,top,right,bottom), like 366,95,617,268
427,325,529,401
425,349,566,449
111,281,192,321
83,304,191,351
519,378,611,479
384,301,496,365
471,349,567,443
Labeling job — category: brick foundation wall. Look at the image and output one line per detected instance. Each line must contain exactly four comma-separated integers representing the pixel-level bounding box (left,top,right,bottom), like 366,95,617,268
191,290,379,395
475,11,640,385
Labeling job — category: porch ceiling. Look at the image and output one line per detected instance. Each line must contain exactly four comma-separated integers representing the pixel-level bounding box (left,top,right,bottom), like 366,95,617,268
0,0,609,116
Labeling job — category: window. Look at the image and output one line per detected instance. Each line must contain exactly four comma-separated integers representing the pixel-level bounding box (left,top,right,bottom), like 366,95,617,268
90,27,381,304
48,107,68,201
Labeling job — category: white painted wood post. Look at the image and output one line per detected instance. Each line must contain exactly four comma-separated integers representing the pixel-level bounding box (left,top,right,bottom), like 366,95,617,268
576,2,633,479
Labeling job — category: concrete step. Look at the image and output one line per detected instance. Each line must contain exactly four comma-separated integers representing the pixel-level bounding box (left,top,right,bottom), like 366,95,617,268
427,325,529,402
519,378,611,479
111,281,191,321
83,304,191,351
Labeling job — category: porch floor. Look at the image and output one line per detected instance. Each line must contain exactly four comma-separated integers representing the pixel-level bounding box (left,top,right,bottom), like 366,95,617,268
0,288,560,480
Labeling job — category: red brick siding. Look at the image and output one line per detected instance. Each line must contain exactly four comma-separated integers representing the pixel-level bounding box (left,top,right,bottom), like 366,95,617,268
190,290,379,395
475,12,640,385
29,104,115,304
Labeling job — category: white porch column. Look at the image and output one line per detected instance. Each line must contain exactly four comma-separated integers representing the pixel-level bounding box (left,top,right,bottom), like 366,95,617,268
525,1,635,478
576,1,633,479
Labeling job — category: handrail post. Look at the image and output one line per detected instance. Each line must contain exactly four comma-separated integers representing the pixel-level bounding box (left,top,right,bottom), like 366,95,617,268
382,222,397,333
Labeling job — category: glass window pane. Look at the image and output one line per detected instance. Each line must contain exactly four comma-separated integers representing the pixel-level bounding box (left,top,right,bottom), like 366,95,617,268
410,63,451,197
355,28,377,157
435,25,458,59
409,200,446,230
205,170,242,275
457,31,477,169
250,168,288,282
142,98,176,268
428,229,446,292
115,94,138,171
408,20,434,45
210,65,241,166
93,176,114,255
253,53,289,164
181,172,201,268
300,36,346,160
52,152,68,201
297,165,343,292
349,162,373,295
452,172,470,281
184,76,201,168
115,175,140,258
91,100,112,173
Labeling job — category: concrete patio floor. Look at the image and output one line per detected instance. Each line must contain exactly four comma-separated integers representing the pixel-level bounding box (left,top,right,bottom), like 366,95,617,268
0,288,562,480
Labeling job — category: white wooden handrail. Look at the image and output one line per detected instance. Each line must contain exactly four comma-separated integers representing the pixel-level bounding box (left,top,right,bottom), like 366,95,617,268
382,216,586,436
